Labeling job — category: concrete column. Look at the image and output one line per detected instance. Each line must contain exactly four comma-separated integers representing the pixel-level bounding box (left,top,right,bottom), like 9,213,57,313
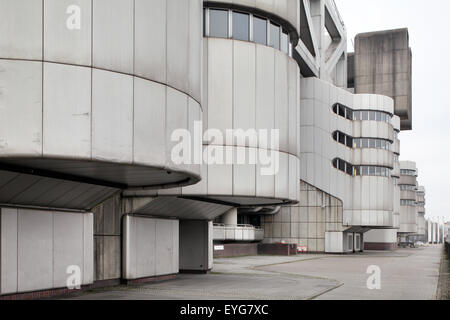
221,208,238,225
179,220,213,273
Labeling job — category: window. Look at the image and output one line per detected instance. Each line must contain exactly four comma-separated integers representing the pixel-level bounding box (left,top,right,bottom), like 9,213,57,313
332,131,353,149
400,185,416,191
232,11,249,41
205,8,294,56
332,158,354,176
362,111,369,121
354,166,391,177
253,16,267,45
400,169,416,176
209,9,229,38
401,199,416,206
353,138,392,150
281,29,289,54
269,22,280,49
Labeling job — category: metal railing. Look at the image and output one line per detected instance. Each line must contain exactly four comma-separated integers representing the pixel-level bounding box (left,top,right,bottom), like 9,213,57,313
213,224,264,242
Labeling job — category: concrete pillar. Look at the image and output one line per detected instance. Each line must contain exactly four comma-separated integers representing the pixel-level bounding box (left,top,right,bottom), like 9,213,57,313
221,208,238,225
179,220,213,273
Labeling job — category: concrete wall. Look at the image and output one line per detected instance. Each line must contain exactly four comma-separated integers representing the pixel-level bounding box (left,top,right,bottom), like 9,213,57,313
122,215,179,280
0,208,93,295
179,221,213,272
354,29,412,130
0,0,203,190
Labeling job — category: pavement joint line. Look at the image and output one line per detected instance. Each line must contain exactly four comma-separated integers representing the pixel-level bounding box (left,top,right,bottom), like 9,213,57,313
306,282,345,300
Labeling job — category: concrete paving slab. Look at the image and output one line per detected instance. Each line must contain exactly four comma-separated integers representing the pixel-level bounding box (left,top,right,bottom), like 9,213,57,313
63,245,443,300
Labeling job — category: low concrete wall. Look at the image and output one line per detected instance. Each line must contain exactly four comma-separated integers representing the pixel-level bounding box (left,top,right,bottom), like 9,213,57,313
122,215,179,280
0,208,94,296
213,243,258,258
257,243,297,256
364,242,398,251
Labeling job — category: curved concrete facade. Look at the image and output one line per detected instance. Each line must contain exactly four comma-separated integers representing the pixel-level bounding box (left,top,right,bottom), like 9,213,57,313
151,3,302,208
301,77,396,228
0,0,203,190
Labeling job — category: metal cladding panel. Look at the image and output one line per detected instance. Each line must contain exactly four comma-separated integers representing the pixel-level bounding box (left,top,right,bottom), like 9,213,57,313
256,45,275,135
17,209,53,293
43,63,92,158
208,164,233,196
133,78,166,167
44,0,92,65
134,197,233,221
134,0,167,83
93,0,134,74
92,69,133,163
207,39,233,136
188,0,202,103
0,60,42,157
233,163,256,196
167,0,189,95
0,0,42,60
233,42,256,141
135,217,156,278
53,212,84,288
155,219,175,276
166,87,189,170
0,170,118,210
1,208,18,295
275,51,289,152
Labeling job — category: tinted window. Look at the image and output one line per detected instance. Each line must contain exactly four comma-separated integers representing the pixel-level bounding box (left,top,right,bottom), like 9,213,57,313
362,111,369,121
253,16,267,45
210,9,228,38
269,22,280,49
232,12,249,41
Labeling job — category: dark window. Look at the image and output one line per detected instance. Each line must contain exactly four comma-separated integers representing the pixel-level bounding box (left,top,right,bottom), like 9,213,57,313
369,111,376,121
354,166,361,176
346,136,353,148
253,16,267,45
339,159,345,172
210,9,228,38
338,132,345,145
369,139,376,149
346,163,353,175
232,11,249,41
362,111,369,121
369,166,376,176
269,22,280,49
338,105,345,117
346,109,353,121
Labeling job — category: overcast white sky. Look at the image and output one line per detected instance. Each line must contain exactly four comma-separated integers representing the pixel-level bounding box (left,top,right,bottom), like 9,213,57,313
335,0,450,221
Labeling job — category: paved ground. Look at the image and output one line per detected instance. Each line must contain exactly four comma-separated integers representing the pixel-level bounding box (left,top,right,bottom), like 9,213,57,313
65,245,443,300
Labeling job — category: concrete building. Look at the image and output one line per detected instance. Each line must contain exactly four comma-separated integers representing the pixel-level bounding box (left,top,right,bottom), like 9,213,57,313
414,186,427,242
0,0,424,298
